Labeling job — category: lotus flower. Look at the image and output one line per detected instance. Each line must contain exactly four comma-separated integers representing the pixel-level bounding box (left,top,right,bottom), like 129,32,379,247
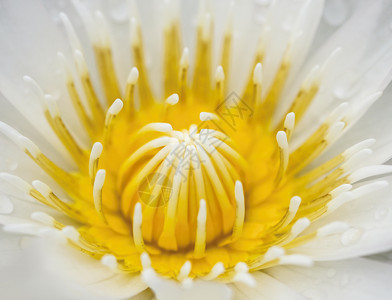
1,0,392,299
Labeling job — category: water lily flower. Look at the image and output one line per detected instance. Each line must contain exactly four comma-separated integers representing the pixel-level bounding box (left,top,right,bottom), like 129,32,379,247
1,0,392,299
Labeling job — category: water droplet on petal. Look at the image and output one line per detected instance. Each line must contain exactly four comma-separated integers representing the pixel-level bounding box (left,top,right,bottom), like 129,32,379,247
255,14,266,25
302,289,327,300
340,228,363,246
0,194,14,214
340,274,350,287
327,268,336,278
323,0,348,27
255,0,271,6
6,160,18,171
108,1,128,24
374,208,389,221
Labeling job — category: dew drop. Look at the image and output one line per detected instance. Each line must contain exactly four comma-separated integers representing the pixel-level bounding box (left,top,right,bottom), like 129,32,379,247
340,228,363,246
255,14,266,25
0,194,14,214
302,289,326,300
340,274,349,287
255,0,271,5
108,1,128,24
327,268,336,278
6,160,18,171
374,208,389,221
323,0,348,27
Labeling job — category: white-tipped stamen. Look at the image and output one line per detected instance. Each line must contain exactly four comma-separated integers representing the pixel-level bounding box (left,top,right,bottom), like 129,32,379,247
329,184,352,198
101,254,118,270
260,246,285,266
233,262,256,287
0,122,40,158
124,67,139,114
275,131,289,184
93,169,107,223
325,121,345,143
177,261,192,281
348,165,392,183
103,99,123,144
38,227,68,244
59,12,82,51
140,252,151,269
133,202,145,252
57,52,95,138
0,173,32,195
89,142,103,182
320,47,342,75
279,255,313,267
32,180,52,199
180,47,190,69
344,92,383,124
252,63,262,108
343,139,376,158
165,93,179,106
127,67,139,85
130,17,140,46
281,196,301,228
351,180,389,198
232,181,245,241
194,199,207,257
201,12,212,42
62,226,80,241
326,191,354,213
203,262,225,280
31,180,75,215
341,149,372,171
44,94,88,168
250,245,286,269
179,47,190,101
284,218,310,244
94,11,110,47
325,102,349,125
74,49,88,74
302,65,321,91
215,65,225,105
317,221,350,237
31,212,55,226
57,52,72,79
0,123,78,190
215,66,225,82
253,63,263,85
199,112,220,121
137,123,174,136
23,75,45,100
283,112,295,140
73,49,105,123
221,0,234,71
70,0,95,39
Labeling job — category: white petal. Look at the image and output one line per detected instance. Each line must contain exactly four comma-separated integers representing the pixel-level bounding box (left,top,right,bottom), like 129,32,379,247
44,243,147,299
265,258,392,299
142,268,232,300
0,0,83,159
288,0,392,149
0,236,129,299
233,271,305,300
292,176,392,260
